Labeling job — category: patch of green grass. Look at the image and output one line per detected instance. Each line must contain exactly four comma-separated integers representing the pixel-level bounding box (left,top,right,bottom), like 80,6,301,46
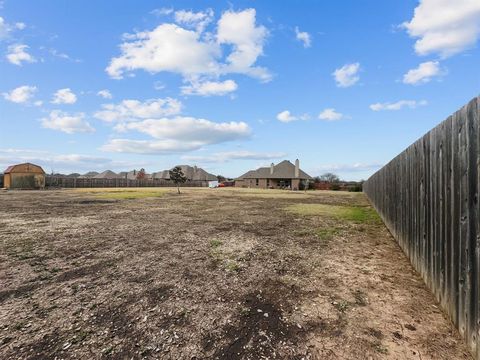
374,342,389,354
210,239,223,248
332,300,350,313
316,227,340,241
225,260,240,272
285,204,381,224
95,190,167,200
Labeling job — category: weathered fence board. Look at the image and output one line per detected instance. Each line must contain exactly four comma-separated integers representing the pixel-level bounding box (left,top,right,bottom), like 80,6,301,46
364,96,480,359
45,176,209,188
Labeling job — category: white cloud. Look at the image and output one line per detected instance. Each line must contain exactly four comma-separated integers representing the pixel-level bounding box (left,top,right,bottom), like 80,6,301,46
95,98,182,122
295,26,311,48
107,23,220,79
3,85,37,103
101,139,203,154
6,44,36,65
174,9,214,33
181,79,237,96
0,148,144,173
276,110,309,123
277,110,296,123
313,162,383,173
51,88,77,104
217,9,270,81
97,89,113,99
0,17,8,39
115,116,251,144
370,100,428,111
41,110,95,134
151,7,174,16
402,0,480,58
333,63,360,87
318,108,344,121
182,150,287,163
49,48,81,62
106,8,270,83
0,16,25,40
402,61,443,85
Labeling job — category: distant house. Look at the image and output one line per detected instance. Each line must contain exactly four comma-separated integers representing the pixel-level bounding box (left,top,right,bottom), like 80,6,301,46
152,165,216,182
235,159,312,190
92,170,123,179
3,163,46,189
77,171,99,179
122,169,149,180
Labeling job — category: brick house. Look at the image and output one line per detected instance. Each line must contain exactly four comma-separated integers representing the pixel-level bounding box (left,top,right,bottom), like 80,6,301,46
235,159,312,190
152,165,217,182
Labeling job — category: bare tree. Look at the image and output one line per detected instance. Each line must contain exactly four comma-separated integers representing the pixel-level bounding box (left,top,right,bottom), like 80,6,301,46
169,166,187,194
319,172,340,183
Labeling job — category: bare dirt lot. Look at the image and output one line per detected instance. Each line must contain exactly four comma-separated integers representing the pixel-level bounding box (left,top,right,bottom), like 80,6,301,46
0,188,472,359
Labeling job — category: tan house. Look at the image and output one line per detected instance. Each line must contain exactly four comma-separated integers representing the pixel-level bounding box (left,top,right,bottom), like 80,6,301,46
3,163,46,189
152,165,217,182
235,159,312,190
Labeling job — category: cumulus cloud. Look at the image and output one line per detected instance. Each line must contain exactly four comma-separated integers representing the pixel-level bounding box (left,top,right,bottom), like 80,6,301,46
0,148,143,173
182,150,287,163
370,100,428,111
402,0,480,58
0,16,25,40
97,89,113,99
51,88,77,104
217,9,270,81
106,8,270,85
295,26,311,48
6,44,36,65
96,94,250,154
95,98,182,122
114,117,251,144
100,139,203,154
106,23,220,79
41,110,95,134
402,61,443,85
181,79,237,96
318,108,344,121
276,110,309,123
174,9,214,33
3,85,37,103
332,63,360,87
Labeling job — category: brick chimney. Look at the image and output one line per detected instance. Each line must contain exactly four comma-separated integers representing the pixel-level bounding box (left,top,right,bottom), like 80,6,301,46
270,163,274,175
295,159,300,178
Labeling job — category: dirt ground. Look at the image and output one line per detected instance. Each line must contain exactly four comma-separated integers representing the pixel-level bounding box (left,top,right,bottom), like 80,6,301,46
0,188,472,359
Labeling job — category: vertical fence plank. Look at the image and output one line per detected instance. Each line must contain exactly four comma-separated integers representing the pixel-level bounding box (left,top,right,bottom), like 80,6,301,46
363,96,480,359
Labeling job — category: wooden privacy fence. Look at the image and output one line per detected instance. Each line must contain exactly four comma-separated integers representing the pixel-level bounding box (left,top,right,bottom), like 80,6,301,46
45,176,208,188
364,96,480,359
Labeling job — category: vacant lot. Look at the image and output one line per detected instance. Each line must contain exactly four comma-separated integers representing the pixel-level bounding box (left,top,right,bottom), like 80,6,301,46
0,188,471,359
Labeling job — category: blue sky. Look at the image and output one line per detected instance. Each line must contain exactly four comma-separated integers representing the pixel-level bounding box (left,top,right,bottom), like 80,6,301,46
1,0,479,180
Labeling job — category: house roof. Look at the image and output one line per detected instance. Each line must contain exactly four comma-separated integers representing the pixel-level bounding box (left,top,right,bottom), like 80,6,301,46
4,163,45,174
152,165,216,181
236,160,312,180
92,170,122,179
77,171,99,179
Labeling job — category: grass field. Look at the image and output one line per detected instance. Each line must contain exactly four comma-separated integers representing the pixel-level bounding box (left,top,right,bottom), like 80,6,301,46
0,188,470,359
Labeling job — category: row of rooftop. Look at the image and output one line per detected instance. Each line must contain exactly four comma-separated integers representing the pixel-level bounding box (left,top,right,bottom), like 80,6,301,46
2,160,319,191
69,165,218,182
